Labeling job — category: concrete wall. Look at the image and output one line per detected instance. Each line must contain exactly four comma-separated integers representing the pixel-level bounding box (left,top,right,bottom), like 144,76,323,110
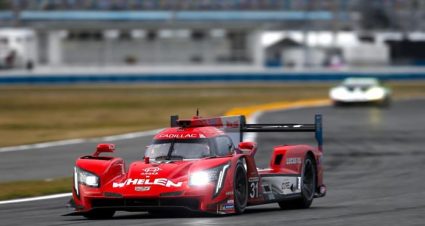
62,36,232,66
343,43,390,66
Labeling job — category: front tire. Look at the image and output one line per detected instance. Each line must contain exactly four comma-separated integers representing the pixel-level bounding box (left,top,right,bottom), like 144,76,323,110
233,161,248,214
83,209,115,219
379,96,391,108
279,155,316,209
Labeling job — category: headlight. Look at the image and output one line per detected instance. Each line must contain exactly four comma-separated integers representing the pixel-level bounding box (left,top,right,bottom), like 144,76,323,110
366,88,385,100
73,167,79,196
189,163,230,198
189,171,210,186
74,167,99,194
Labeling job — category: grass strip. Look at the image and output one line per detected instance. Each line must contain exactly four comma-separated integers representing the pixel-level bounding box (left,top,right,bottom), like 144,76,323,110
0,177,72,201
0,82,423,147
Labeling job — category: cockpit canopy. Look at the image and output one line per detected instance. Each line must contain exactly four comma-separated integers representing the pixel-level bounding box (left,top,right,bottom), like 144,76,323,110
145,136,234,161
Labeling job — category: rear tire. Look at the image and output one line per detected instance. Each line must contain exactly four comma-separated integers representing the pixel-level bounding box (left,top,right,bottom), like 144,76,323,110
279,155,316,209
233,161,248,214
83,209,115,219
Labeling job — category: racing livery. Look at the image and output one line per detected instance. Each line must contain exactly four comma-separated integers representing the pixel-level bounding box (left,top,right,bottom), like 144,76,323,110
67,114,326,218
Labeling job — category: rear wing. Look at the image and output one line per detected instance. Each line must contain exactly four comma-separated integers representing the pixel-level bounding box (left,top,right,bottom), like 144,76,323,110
170,114,323,152
241,114,323,152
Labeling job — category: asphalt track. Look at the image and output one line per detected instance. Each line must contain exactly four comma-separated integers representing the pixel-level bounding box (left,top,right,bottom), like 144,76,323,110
0,134,156,182
1,99,424,226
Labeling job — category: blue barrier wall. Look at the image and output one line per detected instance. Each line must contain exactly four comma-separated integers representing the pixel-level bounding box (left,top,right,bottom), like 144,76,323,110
1,71,424,85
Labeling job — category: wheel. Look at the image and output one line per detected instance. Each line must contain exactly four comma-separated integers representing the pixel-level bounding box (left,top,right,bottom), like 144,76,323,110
233,161,248,214
279,155,316,209
333,101,344,107
83,209,115,219
379,96,391,108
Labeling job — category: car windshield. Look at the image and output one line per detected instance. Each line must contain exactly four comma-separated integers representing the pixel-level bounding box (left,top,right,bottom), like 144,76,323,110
342,78,379,87
145,139,211,161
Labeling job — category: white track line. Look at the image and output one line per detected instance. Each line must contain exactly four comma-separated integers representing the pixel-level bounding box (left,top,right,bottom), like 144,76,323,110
0,193,71,205
0,102,330,205
0,129,161,153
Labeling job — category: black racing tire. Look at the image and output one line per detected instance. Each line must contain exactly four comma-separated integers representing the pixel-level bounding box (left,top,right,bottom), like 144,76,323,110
333,101,344,107
83,209,115,219
379,96,391,108
233,161,248,214
279,155,316,209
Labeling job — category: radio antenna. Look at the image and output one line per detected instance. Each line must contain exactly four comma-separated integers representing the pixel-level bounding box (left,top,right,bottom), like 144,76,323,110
196,108,199,117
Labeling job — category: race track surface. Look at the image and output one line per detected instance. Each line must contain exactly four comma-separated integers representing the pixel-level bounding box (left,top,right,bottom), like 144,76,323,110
0,134,155,182
1,99,424,226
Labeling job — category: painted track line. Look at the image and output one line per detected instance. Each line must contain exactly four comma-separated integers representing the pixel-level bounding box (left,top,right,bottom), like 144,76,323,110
0,193,71,205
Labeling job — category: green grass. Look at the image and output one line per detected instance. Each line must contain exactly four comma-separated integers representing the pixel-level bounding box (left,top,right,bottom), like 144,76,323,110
0,83,332,147
0,82,424,201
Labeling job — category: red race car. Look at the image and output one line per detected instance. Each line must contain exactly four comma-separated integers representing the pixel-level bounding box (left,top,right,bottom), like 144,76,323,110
67,114,326,219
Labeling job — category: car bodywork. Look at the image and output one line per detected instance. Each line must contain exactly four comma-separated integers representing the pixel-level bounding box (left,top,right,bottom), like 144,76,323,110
329,77,391,106
68,114,326,217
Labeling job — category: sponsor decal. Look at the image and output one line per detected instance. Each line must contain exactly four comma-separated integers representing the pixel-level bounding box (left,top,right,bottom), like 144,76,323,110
220,200,235,210
141,167,161,175
223,204,234,210
225,191,234,196
248,177,259,182
203,118,222,127
286,157,302,165
157,133,199,139
113,178,182,188
225,120,239,128
281,179,292,190
135,186,150,191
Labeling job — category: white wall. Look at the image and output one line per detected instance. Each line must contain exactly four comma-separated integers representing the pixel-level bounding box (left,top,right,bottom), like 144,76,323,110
0,28,38,67
62,37,231,66
343,43,390,66
282,47,327,68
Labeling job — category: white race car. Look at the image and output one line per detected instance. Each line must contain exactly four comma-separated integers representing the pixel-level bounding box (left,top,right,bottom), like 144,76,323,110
329,77,391,106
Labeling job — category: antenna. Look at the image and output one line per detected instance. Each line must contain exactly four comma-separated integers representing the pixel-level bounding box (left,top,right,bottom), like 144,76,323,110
196,108,199,117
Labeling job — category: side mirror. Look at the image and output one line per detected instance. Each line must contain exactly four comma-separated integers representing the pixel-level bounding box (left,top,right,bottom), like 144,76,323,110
238,142,257,156
93,143,115,157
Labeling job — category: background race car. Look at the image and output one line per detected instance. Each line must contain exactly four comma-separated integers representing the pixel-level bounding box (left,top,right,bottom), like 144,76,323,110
329,77,391,107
